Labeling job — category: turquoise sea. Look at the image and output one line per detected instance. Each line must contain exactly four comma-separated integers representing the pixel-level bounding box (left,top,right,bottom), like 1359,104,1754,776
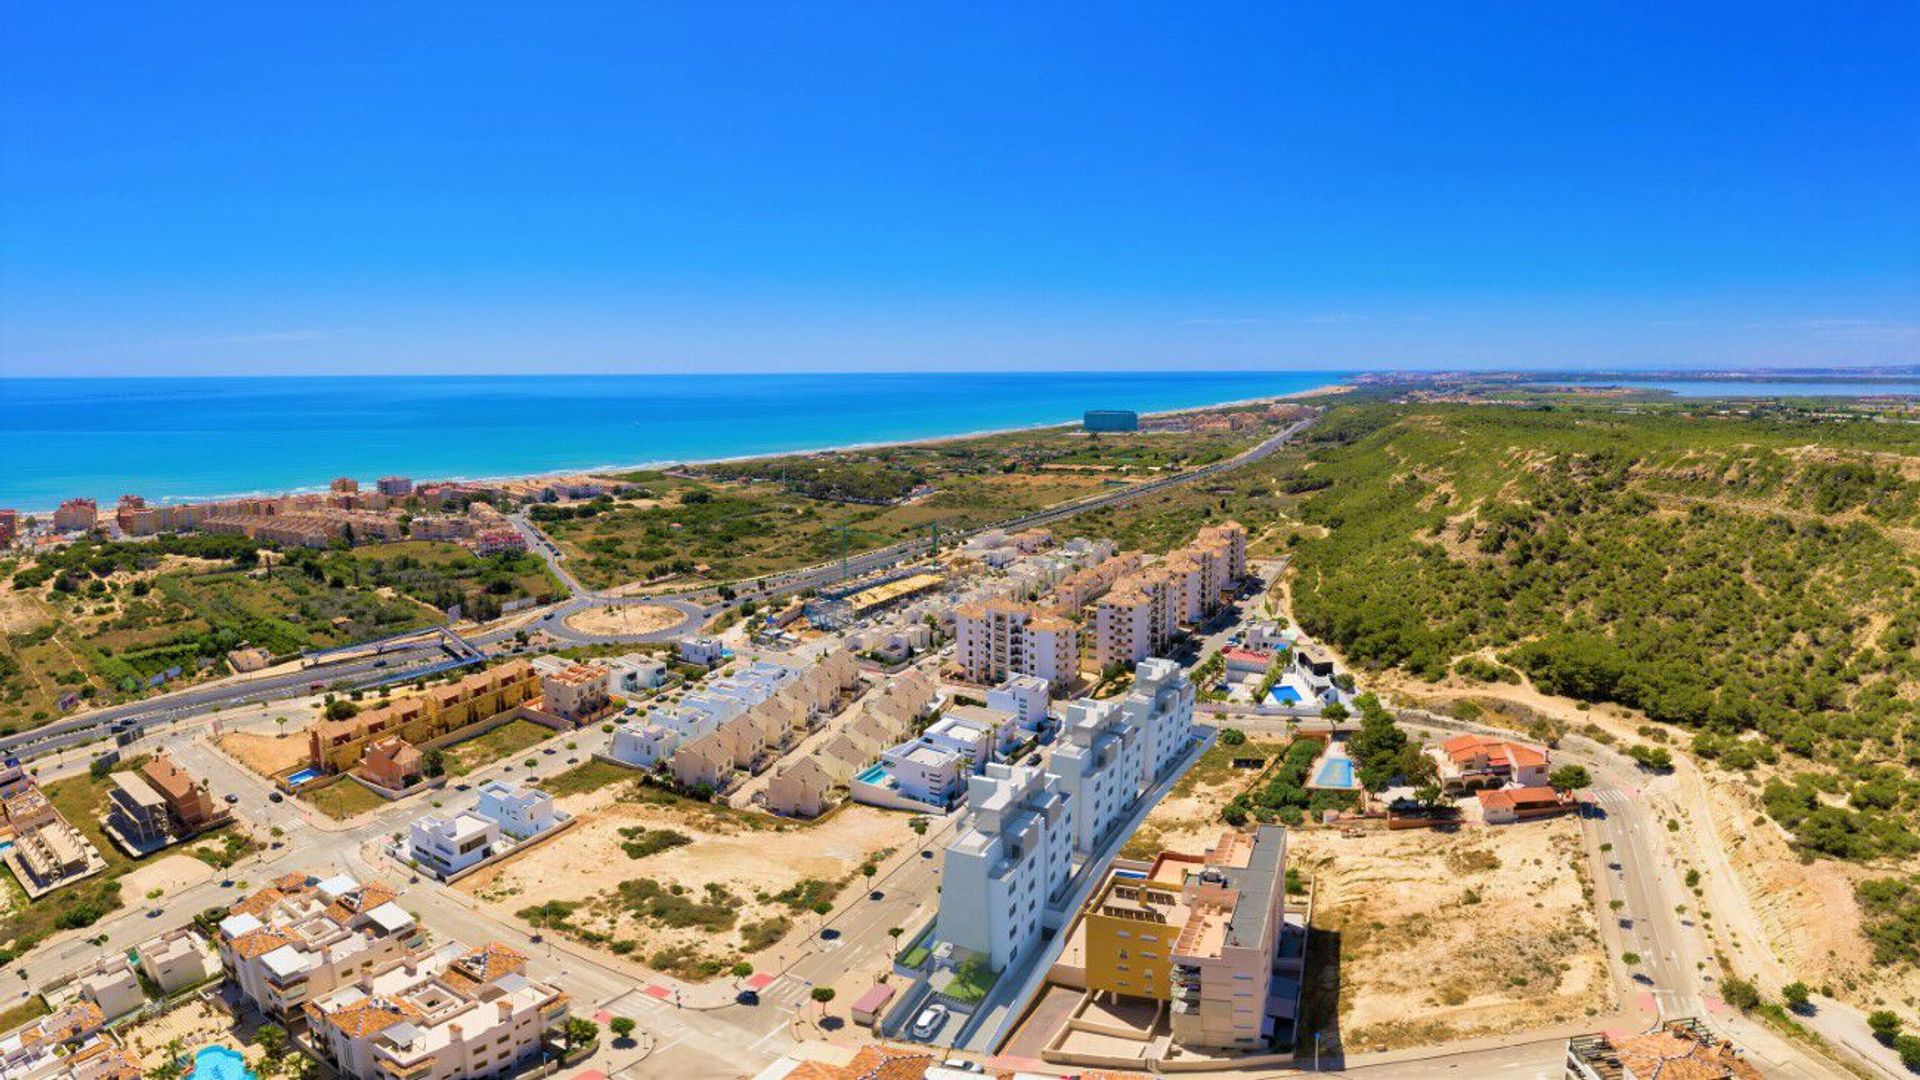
0,371,1348,510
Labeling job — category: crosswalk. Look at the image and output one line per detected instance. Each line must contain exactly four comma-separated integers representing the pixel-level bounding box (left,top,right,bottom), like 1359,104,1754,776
1587,786,1637,807
757,972,816,1009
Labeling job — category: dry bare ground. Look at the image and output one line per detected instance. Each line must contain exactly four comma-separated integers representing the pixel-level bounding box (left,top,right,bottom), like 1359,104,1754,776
120,853,216,899
459,781,912,977
217,729,309,777
561,603,684,637
1121,736,1287,858
1299,819,1609,1052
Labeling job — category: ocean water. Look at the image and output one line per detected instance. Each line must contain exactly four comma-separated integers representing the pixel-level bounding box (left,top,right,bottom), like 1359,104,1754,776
0,371,1348,509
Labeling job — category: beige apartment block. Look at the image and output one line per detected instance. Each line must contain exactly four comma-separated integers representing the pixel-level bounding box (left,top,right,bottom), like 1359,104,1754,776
955,599,1079,691
217,873,425,1021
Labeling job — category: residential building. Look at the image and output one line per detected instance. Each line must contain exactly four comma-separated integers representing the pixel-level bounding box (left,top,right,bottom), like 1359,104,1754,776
538,662,611,722
474,527,527,555
1093,570,1178,671
987,674,1051,731
308,661,539,773
953,599,1079,692
217,873,423,1020
53,498,98,533
608,720,679,768
1083,409,1140,432
1080,826,1296,1050
1196,521,1248,582
105,772,170,849
76,956,144,1020
1565,1018,1760,1080
599,653,667,694
667,730,732,791
356,736,424,791
1433,734,1551,793
137,928,221,993
305,940,569,1080
1051,697,1143,856
409,514,474,541
13,821,99,891
1292,644,1337,688
0,509,17,546
1123,658,1195,785
765,755,836,818
679,636,726,666
473,781,559,840
409,813,501,879
376,476,414,497
330,478,360,494
917,711,1000,770
937,762,1077,972
0,1002,111,1080
1477,785,1571,824
140,752,220,832
867,741,968,808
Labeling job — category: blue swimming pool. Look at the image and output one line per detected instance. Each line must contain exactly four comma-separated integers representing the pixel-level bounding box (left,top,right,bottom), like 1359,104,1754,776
1314,756,1357,789
1265,686,1304,705
190,1046,255,1080
855,764,889,785
284,767,322,788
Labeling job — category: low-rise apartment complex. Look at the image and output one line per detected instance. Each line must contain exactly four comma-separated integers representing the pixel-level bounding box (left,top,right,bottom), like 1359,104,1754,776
218,873,425,1021
308,661,540,774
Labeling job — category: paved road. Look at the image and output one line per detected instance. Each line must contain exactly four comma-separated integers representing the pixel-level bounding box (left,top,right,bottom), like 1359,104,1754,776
7,414,1319,768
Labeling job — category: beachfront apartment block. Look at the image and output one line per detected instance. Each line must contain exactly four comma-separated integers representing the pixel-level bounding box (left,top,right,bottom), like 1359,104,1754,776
1080,826,1296,1050
305,940,569,1080
954,599,1079,692
937,762,1078,972
218,873,424,1021
1052,697,1143,857
409,812,502,879
377,476,414,497
53,498,98,533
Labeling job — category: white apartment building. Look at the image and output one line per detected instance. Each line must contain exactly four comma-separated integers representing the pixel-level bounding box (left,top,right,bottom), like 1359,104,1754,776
678,637,725,666
408,813,501,879
76,956,144,1020
937,763,1077,972
1123,657,1196,785
1050,697,1144,856
987,674,1051,731
874,742,969,806
138,928,221,993
954,599,1078,692
473,781,559,840
306,940,569,1080
217,873,423,1021
608,720,680,768
918,711,1000,770
599,654,667,694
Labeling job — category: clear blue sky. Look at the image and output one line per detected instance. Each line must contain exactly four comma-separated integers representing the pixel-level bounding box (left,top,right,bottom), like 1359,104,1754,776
2,2,1915,375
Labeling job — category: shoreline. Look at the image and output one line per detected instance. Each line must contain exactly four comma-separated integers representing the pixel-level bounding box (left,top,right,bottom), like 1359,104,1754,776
13,383,1350,517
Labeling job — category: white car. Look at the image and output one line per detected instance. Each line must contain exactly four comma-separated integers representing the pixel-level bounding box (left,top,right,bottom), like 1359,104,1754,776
910,1003,949,1040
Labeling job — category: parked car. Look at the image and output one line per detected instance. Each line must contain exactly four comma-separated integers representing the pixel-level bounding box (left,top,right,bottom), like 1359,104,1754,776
268,792,284,803
941,1062,983,1074
736,989,760,1006
910,1003,949,1040
223,793,240,805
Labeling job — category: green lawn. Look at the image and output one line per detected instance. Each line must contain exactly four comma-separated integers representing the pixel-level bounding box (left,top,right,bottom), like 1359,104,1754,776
443,718,557,776
300,777,389,820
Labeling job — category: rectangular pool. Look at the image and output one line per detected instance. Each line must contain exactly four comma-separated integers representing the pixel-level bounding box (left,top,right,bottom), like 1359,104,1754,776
284,767,322,788
855,764,889,785
1314,756,1356,789
1265,686,1304,705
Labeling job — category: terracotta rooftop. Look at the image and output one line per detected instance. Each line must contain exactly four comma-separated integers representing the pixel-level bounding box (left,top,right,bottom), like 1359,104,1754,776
786,1046,935,1080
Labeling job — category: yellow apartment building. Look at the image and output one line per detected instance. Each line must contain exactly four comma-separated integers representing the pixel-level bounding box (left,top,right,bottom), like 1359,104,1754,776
307,660,539,773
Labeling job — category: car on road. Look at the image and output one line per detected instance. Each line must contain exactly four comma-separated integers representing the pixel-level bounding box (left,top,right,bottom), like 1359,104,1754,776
869,890,884,901
920,850,934,859
223,793,240,804
819,929,840,941
736,989,759,1006
910,1003,949,1040
372,659,388,668
268,792,284,803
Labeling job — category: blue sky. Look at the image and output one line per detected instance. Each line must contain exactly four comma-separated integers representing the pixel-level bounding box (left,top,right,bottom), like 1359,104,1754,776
1,2,1915,375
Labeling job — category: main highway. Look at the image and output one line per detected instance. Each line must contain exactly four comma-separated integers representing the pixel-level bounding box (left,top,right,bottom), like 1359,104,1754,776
0,413,1317,767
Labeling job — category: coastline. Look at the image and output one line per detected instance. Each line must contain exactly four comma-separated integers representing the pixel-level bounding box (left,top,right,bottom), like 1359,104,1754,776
12,383,1349,518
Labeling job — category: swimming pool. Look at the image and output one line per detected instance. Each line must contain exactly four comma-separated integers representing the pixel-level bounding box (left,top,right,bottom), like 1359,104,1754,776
1313,756,1357,789
189,1046,255,1080
283,767,322,788
1265,686,1304,705
855,764,889,785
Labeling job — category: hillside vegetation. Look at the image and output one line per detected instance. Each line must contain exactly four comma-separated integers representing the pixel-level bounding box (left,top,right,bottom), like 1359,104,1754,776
1285,404,1920,870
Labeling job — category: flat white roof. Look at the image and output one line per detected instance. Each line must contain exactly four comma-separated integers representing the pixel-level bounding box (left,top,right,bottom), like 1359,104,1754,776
364,901,414,934
316,873,359,900
219,912,263,938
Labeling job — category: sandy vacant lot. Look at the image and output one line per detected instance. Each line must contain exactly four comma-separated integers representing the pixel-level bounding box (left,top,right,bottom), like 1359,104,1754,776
563,603,683,637
1121,736,1285,859
1297,817,1608,1052
120,853,217,900
461,781,911,978
218,730,309,777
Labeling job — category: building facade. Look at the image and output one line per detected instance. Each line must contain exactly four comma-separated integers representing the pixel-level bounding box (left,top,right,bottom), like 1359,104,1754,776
937,762,1077,972
954,599,1078,692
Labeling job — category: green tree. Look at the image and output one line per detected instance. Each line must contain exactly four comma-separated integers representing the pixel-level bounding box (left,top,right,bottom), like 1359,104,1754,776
1721,976,1761,1011
810,987,836,1005
1548,764,1592,792
1867,1010,1901,1044
1780,981,1810,1009
609,1017,636,1042
563,1016,599,1051
1219,728,1247,746
1896,1035,1920,1070
422,746,446,777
